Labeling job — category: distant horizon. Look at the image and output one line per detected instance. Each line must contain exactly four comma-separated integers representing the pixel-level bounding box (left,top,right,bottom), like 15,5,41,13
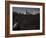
13,7,40,14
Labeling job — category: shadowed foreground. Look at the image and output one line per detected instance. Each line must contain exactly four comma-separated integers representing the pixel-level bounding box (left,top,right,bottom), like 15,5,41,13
13,12,40,31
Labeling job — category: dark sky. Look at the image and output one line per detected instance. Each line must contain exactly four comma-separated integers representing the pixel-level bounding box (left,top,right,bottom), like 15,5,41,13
13,7,40,14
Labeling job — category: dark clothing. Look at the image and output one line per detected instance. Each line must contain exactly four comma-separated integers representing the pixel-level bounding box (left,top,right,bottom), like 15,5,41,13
13,13,40,30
